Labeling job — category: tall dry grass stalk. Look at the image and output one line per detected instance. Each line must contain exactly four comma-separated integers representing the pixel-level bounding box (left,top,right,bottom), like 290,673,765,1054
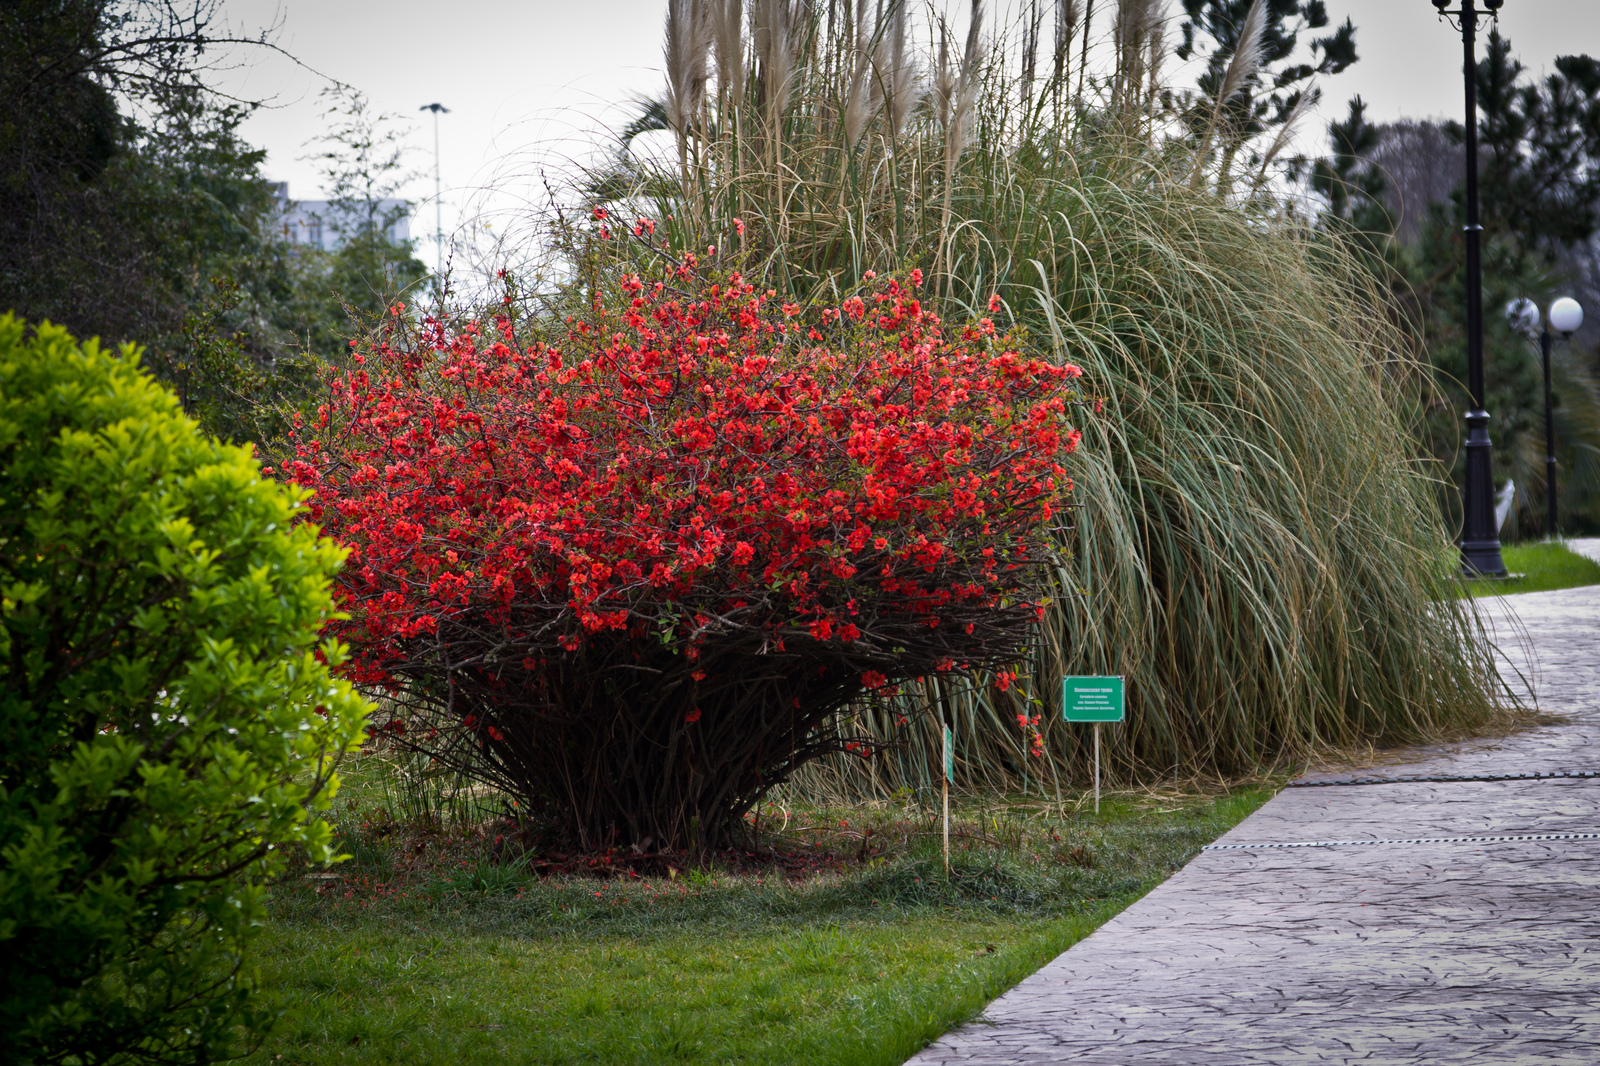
592,0,1509,796
1189,0,1263,191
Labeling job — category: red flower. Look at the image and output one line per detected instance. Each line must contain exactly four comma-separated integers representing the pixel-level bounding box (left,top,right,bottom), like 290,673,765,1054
282,265,1083,831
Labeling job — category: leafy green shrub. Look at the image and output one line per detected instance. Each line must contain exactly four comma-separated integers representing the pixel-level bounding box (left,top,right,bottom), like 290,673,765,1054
0,316,369,1065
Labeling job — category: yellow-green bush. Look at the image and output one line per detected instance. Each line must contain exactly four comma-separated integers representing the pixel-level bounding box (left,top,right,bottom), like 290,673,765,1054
0,317,369,1065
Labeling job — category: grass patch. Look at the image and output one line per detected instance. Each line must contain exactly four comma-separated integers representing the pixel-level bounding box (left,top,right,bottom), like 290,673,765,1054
246,766,1274,1065
1466,542,1600,597
248,910,1114,1066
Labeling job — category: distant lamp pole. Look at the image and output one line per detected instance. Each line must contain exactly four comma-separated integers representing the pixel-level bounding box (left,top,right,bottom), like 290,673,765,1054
1432,0,1505,575
1510,297,1585,538
419,102,451,287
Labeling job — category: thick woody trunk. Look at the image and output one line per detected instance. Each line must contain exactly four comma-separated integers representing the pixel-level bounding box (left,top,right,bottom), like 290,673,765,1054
385,603,1041,856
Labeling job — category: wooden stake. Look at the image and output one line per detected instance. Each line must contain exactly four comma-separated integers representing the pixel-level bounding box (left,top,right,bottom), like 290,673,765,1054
1094,723,1101,814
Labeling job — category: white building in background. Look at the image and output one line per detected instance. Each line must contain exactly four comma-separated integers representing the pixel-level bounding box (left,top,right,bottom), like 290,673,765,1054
269,182,411,250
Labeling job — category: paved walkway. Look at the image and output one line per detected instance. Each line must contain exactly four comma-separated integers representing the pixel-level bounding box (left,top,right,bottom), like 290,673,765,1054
909,567,1600,1064
1569,537,1600,567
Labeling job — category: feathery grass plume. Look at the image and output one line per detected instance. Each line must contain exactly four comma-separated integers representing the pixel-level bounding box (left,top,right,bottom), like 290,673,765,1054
841,0,881,148
871,0,921,139
708,0,744,231
661,0,712,235
711,0,744,104
929,4,982,142
665,0,713,134
664,0,713,190
590,1,1507,794
753,0,803,236
956,2,984,145
1248,85,1314,195
1211,0,1264,116
932,18,958,133
754,0,799,122
1190,0,1264,189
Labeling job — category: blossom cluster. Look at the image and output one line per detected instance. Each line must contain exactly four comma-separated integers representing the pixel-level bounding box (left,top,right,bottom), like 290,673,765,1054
283,266,1081,696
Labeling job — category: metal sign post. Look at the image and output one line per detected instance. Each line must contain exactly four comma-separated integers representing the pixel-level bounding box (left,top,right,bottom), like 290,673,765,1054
1063,676,1125,815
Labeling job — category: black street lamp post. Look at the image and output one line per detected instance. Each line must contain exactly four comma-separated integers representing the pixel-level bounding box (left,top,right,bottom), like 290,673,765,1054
1542,322,1555,534
1432,0,1505,575
1509,296,1585,538
1545,298,1584,535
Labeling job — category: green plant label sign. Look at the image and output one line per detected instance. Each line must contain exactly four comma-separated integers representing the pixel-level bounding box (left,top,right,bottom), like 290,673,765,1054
944,725,954,783
1062,676,1125,722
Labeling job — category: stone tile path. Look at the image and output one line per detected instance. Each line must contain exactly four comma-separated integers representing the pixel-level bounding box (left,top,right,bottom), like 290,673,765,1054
907,579,1600,1065
1568,537,1600,566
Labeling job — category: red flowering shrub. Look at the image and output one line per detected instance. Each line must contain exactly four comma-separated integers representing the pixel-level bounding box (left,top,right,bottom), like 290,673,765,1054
285,262,1081,853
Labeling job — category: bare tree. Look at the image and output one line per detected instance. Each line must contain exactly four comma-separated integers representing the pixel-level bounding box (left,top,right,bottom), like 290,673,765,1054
1365,121,1464,245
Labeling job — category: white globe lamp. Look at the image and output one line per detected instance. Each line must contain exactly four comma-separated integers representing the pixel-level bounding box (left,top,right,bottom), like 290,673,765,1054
1550,297,1584,336
1505,298,1540,334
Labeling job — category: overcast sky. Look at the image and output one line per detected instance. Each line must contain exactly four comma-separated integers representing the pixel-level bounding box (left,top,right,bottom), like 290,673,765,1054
211,0,1599,271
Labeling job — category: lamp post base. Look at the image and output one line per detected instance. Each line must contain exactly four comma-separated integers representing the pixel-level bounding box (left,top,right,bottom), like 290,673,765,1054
1460,538,1508,577
1460,407,1507,577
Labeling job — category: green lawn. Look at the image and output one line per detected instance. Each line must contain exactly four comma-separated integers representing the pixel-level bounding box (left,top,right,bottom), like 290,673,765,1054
1467,541,1600,597
247,783,1273,1065
250,907,1115,1065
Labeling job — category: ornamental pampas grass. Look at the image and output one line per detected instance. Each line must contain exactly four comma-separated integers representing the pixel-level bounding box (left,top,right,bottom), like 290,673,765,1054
579,0,1508,794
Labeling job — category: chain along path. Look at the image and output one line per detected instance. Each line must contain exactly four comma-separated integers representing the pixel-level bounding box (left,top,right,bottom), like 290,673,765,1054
907,559,1600,1064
